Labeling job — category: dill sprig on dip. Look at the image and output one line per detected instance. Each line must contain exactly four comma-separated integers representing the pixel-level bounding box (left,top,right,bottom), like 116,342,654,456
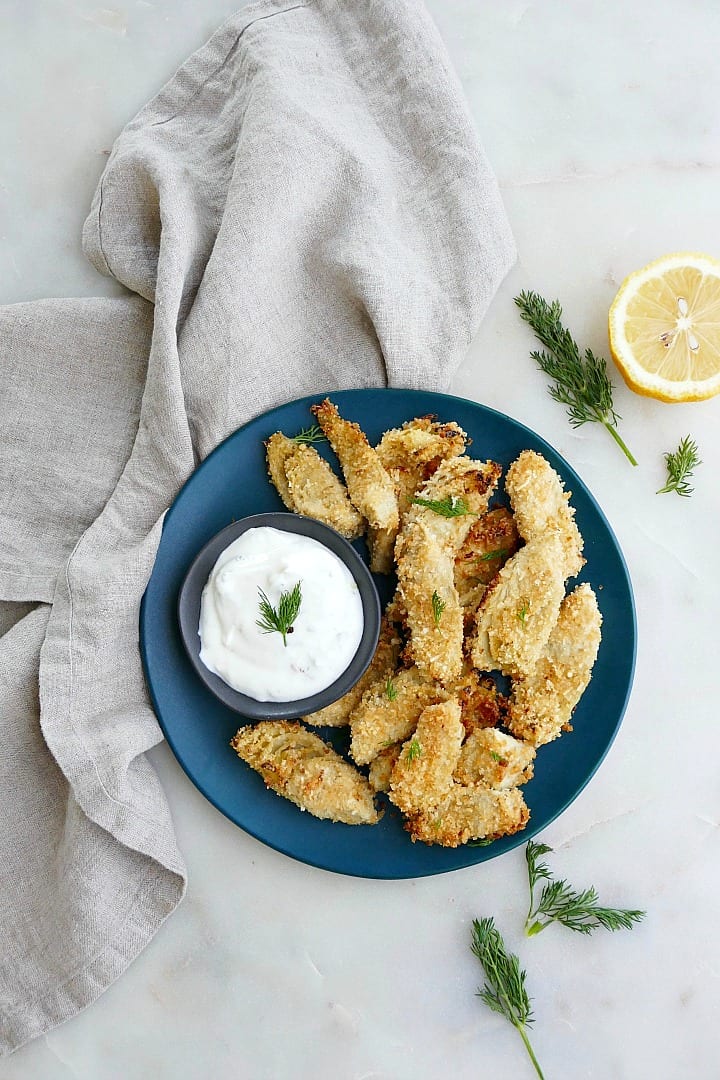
657,434,701,497
256,581,303,647
411,494,473,517
514,290,638,467
471,917,545,1079
524,841,647,936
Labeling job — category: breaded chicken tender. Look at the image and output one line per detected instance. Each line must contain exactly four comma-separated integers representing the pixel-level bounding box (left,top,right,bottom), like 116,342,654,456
454,728,535,789
389,700,464,815
454,506,521,614
265,432,364,540
367,743,402,793
304,616,402,728
284,444,365,539
266,432,299,510
507,582,602,747
505,450,584,578
376,417,468,520
471,534,566,677
454,671,509,735
405,785,529,847
349,665,446,765
396,457,501,683
311,399,399,573
230,721,380,825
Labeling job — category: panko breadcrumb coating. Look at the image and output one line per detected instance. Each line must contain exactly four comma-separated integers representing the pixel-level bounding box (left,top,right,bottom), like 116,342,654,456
367,743,402,793
454,506,521,613
454,727,535,789
405,785,529,847
471,534,566,677
304,616,401,728
284,443,365,540
311,399,399,573
396,456,501,683
454,671,509,735
349,665,446,766
365,524,397,578
376,417,468,521
389,699,464,815
507,582,602,747
265,432,299,511
230,721,380,825
505,449,584,579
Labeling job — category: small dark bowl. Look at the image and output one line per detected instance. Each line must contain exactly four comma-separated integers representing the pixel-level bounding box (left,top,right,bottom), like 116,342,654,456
177,512,381,720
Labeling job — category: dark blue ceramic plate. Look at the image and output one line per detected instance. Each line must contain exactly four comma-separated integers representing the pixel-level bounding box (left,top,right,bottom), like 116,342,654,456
140,389,636,879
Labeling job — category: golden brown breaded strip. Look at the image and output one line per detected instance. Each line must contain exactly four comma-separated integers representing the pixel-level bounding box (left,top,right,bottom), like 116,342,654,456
396,457,501,683
311,399,399,573
454,671,509,735
283,443,365,539
389,700,464,815
366,524,397,577
376,417,468,520
230,721,380,825
405,784,529,847
266,432,299,510
471,534,566,677
304,616,402,727
454,728,535,789
367,743,402,793
454,507,521,609
507,582,602,747
349,665,446,766
505,450,584,579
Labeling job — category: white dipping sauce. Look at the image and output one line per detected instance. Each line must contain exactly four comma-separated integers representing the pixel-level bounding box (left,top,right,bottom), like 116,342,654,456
198,526,364,702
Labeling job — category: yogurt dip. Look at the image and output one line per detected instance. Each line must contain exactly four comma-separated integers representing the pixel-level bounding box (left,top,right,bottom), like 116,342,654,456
198,526,364,702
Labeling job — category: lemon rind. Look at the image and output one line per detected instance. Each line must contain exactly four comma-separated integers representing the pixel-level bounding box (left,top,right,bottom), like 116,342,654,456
608,251,720,403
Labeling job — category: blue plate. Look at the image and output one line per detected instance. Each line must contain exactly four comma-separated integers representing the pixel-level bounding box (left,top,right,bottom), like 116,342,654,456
140,389,636,879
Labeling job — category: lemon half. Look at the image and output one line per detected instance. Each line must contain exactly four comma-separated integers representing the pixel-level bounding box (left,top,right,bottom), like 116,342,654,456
608,252,720,402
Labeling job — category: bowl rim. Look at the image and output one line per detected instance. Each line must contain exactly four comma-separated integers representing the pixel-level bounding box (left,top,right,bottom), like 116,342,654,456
176,511,381,719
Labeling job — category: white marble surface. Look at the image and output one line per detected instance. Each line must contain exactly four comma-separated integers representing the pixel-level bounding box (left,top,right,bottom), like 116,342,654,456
2,2,720,1078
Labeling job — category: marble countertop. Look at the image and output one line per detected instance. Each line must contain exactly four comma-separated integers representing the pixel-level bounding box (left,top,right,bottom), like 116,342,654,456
3,2,719,1078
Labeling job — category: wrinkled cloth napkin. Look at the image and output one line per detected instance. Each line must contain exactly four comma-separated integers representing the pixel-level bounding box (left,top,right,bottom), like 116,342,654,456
0,0,514,1055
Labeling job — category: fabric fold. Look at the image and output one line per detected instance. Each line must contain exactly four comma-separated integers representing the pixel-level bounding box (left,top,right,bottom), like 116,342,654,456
0,0,514,1055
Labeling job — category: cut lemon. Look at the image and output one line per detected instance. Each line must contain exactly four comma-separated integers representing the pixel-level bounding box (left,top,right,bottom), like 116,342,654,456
608,252,720,402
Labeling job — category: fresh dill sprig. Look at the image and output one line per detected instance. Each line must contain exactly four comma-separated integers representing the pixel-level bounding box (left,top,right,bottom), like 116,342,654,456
514,291,638,467
471,917,545,1080
406,738,422,762
479,547,509,563
411,494,473,517
256,582,303,647
291,424,327,444
431,590,446,626
516,597,530,624
524,841,647,936
657,435,701,497
385,676,398,701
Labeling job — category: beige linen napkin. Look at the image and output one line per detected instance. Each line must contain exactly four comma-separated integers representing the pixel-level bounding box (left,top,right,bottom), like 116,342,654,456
0,0,514,1054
